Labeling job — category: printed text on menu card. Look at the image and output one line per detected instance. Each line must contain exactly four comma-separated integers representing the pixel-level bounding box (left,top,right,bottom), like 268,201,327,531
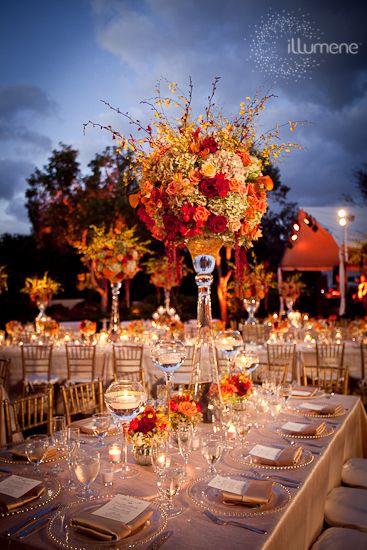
249,445,281,460
93,495,149,524
299,403,325,411
208,475,248,495
0,475,41,498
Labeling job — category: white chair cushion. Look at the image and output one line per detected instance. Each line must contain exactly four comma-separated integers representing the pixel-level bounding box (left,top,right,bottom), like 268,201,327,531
311,527,367,550
26,374,59,385
342,458,367,489
325,487,367,532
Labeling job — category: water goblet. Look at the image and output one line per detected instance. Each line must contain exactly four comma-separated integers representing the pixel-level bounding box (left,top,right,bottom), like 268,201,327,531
91,413,111,447
24,434,49,474
159,465,184,517
51,416,66,473
73,448,100,498
215,330,243,374
104,379,146,479
150,339,187,420
201,434,223,474
177,425,192,478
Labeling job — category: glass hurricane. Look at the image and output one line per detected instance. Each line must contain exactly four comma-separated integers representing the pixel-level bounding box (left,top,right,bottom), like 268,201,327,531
104,379,146,479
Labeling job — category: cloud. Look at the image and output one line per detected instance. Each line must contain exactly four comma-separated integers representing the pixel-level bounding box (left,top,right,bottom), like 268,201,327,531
0,159,34,200
0,83,57,122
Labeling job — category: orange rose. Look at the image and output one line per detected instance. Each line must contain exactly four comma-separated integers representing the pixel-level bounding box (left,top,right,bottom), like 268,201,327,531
257,175,274,190
237,150,251,166
177,401,198,417
201,162,216,178
193,206,210,223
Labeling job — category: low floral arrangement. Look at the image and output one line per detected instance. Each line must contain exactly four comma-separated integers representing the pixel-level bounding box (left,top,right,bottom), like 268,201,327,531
128,405,168,448
279,274,305,302
79,320,97,336
0,266,8,294
36,317,59,335
348,318,367,338
267,316,289,333
77,220,149,284
21,273,62,304
242,261,275,301
305,318,332,332
169,393,202,430
210,372,253,404
5,320,23,336
128,319,152,336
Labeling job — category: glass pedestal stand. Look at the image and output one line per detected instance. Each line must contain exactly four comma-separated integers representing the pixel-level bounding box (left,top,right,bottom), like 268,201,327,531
109,282,122,342
243,298,260,325
186,237,223,405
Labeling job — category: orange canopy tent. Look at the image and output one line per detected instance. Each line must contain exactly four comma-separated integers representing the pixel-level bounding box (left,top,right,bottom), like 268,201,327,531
280,209,340,271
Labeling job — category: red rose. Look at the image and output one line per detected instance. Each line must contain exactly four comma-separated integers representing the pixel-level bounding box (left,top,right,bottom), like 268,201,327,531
181,203,196,222
137,206,155,229
169,399,179,411
214,173,230,197
199,173,230,199
163,213,182,238
207,214,227,233
129,418,139,431
200,136,218,153
139,415,156,434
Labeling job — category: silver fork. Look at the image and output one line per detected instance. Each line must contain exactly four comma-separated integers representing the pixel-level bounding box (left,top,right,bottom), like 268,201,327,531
204,510,267,534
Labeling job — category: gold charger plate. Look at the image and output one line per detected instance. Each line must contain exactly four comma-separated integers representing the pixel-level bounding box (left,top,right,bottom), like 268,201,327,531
277,423,334,439
0,476,61,517
230,444,314,470
289,406,346,418
187,473,291,517
0,444,63,465
47,496,167,550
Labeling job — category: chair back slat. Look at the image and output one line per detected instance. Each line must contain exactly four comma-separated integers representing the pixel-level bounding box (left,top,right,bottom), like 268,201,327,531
0,358,9,387
303,365,348,394
316,343,345,367
21,344,53,390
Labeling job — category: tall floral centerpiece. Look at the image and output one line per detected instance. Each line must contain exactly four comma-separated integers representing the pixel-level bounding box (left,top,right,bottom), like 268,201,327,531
77,221,149,340
279,274,305,313
86,78,300,393
242,261,275,324
21,273,62,330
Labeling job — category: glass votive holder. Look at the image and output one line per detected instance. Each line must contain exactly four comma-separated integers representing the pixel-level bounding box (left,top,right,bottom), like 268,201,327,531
108,444,121,465
101,467,114,487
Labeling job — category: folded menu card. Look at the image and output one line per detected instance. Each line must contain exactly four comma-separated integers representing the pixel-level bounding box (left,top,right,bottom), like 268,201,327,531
289,387,319,398
72,419,117,436
297,402,345,415
11,446,57,461
71,495,152,541
281,421,326,436
249,444,303,466
0,475,44,512
208,474,273,506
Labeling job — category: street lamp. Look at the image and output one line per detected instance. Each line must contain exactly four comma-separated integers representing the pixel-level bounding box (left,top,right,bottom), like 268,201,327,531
337,208,354,316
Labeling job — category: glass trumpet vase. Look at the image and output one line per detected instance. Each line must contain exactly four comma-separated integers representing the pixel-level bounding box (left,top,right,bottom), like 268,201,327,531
109,281,122,341
243,298,260,325
186,236,223,403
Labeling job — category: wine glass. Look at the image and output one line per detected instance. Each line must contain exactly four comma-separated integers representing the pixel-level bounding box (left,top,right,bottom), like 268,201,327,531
177,425,192,478
91,413,111,447
51,416,66,473
159,465,184,517
215,330,243,374
150,339,187,421
201,434,223,474
66,427,80,490
104,379,146,478
73,448,100,498
24,434,49,474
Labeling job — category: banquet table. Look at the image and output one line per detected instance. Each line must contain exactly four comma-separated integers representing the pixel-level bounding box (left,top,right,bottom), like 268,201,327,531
0,394,366,550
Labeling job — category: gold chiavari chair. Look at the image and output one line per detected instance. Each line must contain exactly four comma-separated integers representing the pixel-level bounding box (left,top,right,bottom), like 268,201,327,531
65,343,97,382
316,343,345,368
303,365,349,395
112,344,145,386
266,343,296,382
242,324,270,345
3,385,53,444
61,380,104,425
0,358,9,388
21,344,57,394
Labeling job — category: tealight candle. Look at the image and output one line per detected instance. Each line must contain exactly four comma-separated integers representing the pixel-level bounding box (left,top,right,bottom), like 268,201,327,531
108,444,121,464
102,468,114,486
